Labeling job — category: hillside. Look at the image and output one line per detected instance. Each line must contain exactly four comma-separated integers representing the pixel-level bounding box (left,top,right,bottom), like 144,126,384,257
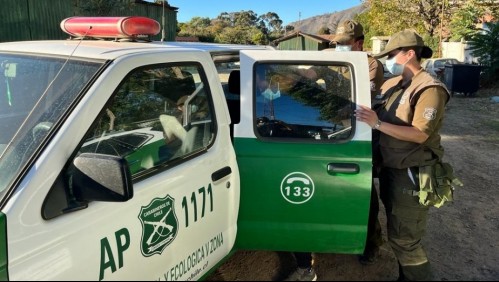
287,4,368,34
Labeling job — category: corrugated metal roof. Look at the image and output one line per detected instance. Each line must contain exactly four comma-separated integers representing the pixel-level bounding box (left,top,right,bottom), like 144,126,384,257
0,0,178,42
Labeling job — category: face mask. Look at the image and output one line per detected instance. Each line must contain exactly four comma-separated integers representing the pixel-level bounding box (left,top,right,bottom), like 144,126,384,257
190,104,198,113
385,55,408,76
179,103,198,114
335,45,352,52
262,80,281,100
262,88,281,100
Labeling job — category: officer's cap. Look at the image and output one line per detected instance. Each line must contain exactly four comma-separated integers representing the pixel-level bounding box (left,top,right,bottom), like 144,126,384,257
374,29,433,59
331,20,364,45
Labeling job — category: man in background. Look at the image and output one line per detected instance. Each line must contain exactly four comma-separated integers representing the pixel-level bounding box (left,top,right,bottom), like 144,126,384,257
332,19,385,266
284,19,385,281
332,19,384,100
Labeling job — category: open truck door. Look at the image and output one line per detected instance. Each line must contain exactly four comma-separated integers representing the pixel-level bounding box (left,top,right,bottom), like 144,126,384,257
234,50,373,254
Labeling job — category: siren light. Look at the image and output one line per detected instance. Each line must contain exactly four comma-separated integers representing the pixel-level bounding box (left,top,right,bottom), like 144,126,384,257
60,17,161,39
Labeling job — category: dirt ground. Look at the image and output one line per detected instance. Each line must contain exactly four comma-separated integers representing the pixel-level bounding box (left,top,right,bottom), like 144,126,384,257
207,84,499,281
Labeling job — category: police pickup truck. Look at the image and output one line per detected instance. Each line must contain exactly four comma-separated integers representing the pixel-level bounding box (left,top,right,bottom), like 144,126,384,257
0,17,372,280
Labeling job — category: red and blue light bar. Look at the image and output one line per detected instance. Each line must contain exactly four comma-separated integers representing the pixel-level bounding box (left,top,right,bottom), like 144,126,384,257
60,17,161,39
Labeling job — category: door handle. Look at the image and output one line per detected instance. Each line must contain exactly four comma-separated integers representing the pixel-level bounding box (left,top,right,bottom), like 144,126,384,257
327,163,360,174
212,166,232,181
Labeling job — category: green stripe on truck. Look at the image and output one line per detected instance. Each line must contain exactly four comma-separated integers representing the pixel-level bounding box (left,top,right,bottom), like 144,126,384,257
0,213,8,280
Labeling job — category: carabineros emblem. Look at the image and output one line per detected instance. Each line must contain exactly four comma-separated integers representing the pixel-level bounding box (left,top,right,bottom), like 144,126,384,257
138,195,179,257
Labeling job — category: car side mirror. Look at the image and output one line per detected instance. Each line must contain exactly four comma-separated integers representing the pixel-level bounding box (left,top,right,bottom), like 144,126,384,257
72,153,134,202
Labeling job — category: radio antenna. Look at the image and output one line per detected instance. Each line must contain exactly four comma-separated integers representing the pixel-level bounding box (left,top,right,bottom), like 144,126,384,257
0,25,92,161
161,1,166,42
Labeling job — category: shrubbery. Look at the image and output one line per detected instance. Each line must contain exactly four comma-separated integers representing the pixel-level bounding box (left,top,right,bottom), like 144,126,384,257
468,24,499,87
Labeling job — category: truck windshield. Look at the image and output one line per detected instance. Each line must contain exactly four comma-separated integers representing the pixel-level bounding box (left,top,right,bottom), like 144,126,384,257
0,53,103,198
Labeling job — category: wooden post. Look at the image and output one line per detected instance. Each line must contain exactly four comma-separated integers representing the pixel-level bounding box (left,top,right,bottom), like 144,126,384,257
439,0,445,57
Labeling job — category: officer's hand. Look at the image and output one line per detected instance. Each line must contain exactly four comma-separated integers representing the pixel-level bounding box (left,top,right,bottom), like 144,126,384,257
355,105,378,128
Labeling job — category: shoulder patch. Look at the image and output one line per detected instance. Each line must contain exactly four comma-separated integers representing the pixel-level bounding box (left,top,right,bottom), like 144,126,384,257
423,107,437,120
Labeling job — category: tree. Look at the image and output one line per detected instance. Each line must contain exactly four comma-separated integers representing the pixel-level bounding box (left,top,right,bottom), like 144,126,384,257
215,26,262,45
178,17,215,42
258,12,284,41
362,0,449,37
360,0,461,55
355,12,376,50
318,26,330,35
479,0,499,18
450,0,499,42
216,11,259,27
234,10,259,27
211,11,265,44
449,0,483,41
177,10,287,45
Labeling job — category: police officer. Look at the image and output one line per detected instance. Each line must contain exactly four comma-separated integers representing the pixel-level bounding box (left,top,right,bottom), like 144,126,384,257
331,19,384,99
332,19,385,265
285,20,385,281
355,29,450,280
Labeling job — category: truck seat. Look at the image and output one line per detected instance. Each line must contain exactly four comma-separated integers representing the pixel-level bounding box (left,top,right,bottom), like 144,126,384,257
226,70,240,124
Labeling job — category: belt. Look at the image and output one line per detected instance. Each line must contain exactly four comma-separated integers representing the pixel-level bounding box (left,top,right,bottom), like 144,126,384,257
403,189,419,196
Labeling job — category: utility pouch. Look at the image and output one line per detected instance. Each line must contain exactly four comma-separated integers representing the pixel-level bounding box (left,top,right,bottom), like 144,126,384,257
418,161,463,208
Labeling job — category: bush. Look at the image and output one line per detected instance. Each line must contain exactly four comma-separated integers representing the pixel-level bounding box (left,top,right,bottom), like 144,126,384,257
468,23,499,87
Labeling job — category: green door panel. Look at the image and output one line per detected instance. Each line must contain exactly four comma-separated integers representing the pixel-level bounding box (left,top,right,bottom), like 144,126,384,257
0,213,8,280
234,137,372,254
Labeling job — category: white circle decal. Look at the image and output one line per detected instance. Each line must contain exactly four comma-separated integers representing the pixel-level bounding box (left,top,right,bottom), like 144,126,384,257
280,172,315,204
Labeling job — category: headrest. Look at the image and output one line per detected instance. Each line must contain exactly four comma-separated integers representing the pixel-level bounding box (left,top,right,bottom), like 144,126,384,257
155,71,196,103
228,70,240,95
159,114,186,142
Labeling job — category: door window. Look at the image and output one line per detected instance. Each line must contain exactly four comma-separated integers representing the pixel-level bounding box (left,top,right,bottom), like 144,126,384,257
79,63,215,177
254,63,353,141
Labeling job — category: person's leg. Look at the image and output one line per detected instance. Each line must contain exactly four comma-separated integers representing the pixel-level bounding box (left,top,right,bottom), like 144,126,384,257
294,252,313,269
285,252,316,281
380,167,432,281
359,178,383,264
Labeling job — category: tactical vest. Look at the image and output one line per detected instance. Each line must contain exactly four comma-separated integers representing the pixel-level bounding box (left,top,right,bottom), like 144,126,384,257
378,70,450,169
367,55,384,99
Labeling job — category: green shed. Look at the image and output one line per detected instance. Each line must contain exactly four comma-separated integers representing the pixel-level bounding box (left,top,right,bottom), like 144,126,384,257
0,0,178,42
272,31,334,51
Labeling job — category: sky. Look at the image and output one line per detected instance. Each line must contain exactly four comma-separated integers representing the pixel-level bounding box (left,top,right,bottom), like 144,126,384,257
162,0,364,26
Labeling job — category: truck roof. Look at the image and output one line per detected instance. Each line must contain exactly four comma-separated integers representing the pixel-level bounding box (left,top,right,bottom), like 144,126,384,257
0,40,274,60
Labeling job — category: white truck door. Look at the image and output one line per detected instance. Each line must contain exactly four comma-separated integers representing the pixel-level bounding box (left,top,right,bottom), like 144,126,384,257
3,51,239,281
235,50,373,253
